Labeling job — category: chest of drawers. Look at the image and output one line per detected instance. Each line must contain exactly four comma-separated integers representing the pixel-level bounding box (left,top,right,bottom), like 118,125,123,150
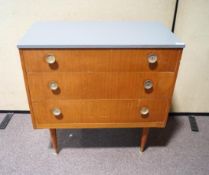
18,22,185,153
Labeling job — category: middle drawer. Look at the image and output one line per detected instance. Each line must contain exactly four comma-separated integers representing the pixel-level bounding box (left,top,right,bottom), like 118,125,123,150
27,72,175,101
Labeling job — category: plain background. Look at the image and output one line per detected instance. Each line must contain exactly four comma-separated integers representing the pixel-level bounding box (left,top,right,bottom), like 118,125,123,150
0,0,208,112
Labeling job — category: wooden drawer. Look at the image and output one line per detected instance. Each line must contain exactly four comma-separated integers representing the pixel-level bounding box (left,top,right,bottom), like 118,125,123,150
22,49,182,72
27,72,175,101
32,99,169,128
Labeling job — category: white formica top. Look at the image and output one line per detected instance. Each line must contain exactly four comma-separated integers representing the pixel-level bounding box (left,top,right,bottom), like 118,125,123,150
17,22,185,49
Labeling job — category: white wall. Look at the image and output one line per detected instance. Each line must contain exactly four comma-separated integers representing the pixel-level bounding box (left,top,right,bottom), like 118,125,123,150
172,0,209,112
0,0,176,110
1,0,209,112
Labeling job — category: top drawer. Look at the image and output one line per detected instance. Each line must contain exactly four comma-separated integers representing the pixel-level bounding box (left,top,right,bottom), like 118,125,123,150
21,49,182,72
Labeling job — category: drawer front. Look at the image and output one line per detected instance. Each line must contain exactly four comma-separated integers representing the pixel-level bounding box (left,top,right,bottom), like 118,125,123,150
27,72,175,101
32,99,169,125
22,49,181,72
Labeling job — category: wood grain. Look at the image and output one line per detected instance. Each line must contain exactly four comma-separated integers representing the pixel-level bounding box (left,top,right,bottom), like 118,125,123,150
37,122,164,129
162,50,183,126
32,99,169,128
19,48,182,131
49,129,58,153
140,128,149,152
19,49,37,128
27,72,175,101
22,49,182,72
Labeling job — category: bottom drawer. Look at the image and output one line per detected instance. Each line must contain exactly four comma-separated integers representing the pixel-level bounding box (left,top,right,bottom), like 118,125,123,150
32,99,170,128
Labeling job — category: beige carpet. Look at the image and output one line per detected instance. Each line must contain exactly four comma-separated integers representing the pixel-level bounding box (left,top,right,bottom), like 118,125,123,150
0,113,209,175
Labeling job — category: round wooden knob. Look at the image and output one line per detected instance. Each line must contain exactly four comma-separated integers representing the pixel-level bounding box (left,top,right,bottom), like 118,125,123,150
46,55,56,64
148,54,158,64
140,107,149,117
51,108,61,117
48,81,58,91
144,80,153,90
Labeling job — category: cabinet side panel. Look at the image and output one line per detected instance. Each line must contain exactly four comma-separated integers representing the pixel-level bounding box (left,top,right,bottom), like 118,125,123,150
19,49,37,128
163,49,183,127
170,49,183,102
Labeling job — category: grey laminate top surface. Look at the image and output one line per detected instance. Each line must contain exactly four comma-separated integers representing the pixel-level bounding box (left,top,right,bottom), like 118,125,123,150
17,22,185,49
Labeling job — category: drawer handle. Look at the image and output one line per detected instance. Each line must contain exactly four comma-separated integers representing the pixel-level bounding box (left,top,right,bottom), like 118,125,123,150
144,80,153,90
140,107,149,117
46,55,56,64
148,54,158,64
48,81,58,91
51,108,61,117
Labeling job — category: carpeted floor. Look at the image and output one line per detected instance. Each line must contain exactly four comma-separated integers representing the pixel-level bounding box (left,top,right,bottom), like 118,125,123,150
0,114,209,175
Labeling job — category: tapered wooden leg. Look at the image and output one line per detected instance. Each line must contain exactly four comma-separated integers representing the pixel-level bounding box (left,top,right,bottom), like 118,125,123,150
140,128,149,152
49,129,58,154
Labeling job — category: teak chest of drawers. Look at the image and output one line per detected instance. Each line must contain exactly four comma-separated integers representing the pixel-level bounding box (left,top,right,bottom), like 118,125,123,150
17,22,185,153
